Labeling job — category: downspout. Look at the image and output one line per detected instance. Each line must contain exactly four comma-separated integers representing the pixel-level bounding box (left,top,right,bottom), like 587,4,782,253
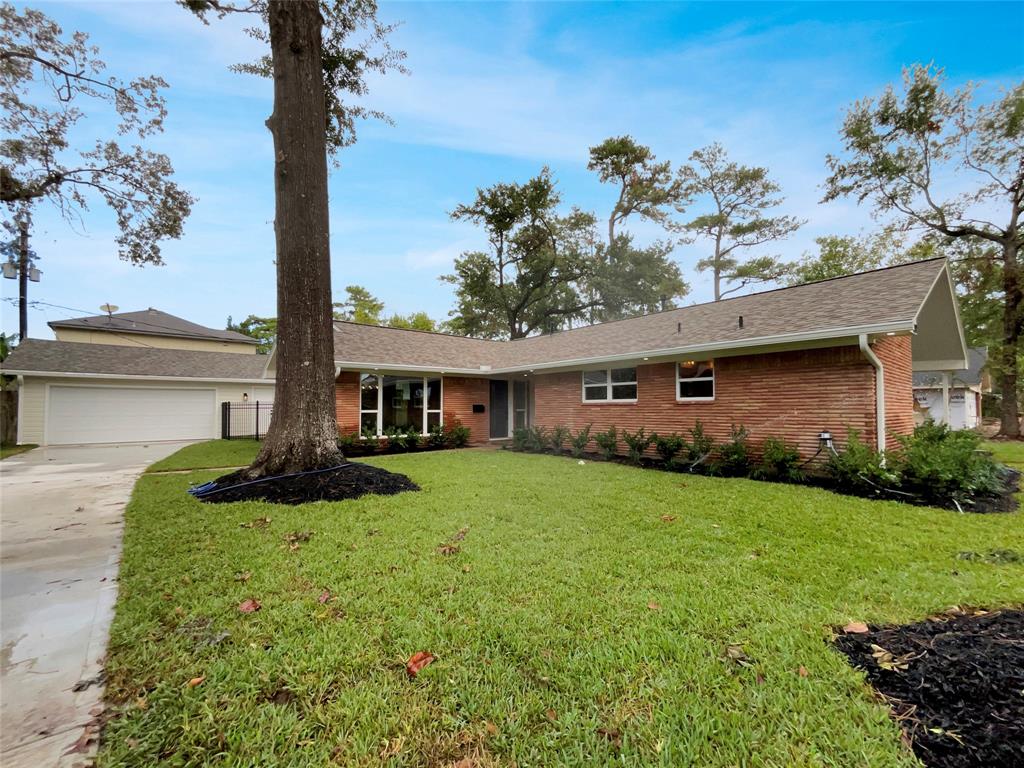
859,334,886,453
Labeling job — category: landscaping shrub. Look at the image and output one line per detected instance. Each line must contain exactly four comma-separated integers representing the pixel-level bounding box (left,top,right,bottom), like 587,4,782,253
712,424,752,477
687,420,714,469
752,437,804,483
549,425,571,454
404,426,421,450
570,424,592,458
824,429,898,496
427,423,447,448
653,432,687,468
383,426,409,452
361,427,380,451
511,427,532,451
893,421,1004,507
445,421,471,448
622,427,654,465
594,425,618,460
337,430,360,453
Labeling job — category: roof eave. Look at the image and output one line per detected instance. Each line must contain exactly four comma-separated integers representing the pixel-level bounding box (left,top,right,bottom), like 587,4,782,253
2,370,274,384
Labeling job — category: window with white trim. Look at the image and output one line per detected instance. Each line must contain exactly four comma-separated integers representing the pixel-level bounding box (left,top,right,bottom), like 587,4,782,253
359,373,443,435
677,360,714,400
582,367,638,402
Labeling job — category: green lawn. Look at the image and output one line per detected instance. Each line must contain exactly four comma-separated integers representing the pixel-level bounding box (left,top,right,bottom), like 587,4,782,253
985,439,1024,469
0,442,36,460
99,443,1023,767
145,439,261,472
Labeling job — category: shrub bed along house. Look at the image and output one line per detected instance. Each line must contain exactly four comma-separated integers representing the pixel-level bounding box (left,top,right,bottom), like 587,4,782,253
510,421,1019,513
337,421,471,457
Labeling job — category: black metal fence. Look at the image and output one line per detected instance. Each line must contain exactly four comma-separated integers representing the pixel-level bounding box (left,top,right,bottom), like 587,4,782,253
221,401,274,440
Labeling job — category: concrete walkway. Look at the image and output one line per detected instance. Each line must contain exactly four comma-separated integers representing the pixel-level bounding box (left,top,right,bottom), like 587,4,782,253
1,442,192,767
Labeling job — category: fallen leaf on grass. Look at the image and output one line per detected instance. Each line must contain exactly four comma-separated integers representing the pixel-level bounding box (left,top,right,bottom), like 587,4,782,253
240,516,271,529
283,531,314,551
438,544,461,556
451,526,469,542
798,665,809,678
317,589,332,604
485,721,499,736
406,651,435,678
234,571,251,582
843,621,870,634
545,708,558,721
723,644,754,667
660,515,676,523
647,602,662,611
462,565,471,573
597,727,622,749
187,676,205,688
238,598,261,614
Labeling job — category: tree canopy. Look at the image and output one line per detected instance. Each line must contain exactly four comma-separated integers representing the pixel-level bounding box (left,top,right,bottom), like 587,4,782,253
675,142,802,300
1,4,194,264
825,63,1023,436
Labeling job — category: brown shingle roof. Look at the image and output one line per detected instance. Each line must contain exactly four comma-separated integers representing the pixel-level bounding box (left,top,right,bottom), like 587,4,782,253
2,339,271,380
48,308,258,344
334,259,948,371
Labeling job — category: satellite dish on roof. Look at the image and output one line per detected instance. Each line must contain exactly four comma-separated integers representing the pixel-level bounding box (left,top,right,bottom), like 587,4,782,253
99,304,119,317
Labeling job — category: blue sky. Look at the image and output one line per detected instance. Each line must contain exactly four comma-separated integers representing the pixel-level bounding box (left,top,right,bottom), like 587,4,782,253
4,1,1023,339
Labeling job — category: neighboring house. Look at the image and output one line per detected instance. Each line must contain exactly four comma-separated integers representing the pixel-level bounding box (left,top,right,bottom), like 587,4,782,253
912,347,989,430
3,259,968,453
49,308,258,354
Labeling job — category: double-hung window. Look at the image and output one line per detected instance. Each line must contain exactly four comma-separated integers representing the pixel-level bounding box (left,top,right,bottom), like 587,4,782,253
359,373,443,435
582,367,638,402
677,360,714,401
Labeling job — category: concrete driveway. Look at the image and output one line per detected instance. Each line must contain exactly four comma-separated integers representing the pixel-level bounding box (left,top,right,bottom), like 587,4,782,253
1,442,192,767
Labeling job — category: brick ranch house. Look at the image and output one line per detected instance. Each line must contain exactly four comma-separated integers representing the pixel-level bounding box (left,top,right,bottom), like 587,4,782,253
4,259,967,453
307,258,966,457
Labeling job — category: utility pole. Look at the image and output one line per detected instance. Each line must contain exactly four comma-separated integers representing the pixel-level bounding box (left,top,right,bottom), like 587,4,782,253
18,218,28,341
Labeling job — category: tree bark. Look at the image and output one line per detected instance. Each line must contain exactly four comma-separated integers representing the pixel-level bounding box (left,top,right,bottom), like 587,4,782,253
247,0,342,476
998,238,1022,438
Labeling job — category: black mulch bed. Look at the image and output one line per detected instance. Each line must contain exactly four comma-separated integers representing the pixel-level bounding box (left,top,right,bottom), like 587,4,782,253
834,608,1024,768
192,462,420,505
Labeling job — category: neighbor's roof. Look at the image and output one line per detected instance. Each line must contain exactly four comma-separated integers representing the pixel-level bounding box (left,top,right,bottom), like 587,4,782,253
1,339,272,380
913,346,988,389
48,308,258,345
333,258,950,372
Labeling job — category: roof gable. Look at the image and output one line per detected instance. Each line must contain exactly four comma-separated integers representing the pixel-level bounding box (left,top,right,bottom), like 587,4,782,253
48,308,257,344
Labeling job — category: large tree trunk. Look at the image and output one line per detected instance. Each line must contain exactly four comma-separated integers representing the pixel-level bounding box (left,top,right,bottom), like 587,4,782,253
247,0,341,476
998,238,1022,438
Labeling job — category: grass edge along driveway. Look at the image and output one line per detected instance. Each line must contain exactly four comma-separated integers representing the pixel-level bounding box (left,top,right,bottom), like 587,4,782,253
99,442,1023,767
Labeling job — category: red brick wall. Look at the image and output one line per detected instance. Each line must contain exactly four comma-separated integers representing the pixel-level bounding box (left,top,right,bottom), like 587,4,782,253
531,342,914,459
333,372,490,445
874,335,914,449
441,376,490,445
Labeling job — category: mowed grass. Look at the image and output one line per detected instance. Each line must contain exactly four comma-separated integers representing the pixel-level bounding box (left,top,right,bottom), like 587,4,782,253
0,442,37,460
100,444,1024,767
985,439,1024,469
145,439,261,472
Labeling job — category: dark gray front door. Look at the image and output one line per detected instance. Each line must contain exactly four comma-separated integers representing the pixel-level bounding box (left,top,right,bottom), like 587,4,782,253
489,380,509,439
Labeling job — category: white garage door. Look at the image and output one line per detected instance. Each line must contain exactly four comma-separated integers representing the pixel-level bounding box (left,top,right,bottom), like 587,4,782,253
46,386,217,445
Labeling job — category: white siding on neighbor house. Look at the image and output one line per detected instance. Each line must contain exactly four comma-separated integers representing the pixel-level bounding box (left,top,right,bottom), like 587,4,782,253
52,328,257,354
17,376,275,445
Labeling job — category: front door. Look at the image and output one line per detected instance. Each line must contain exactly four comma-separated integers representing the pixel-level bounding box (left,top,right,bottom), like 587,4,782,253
489,379,509,439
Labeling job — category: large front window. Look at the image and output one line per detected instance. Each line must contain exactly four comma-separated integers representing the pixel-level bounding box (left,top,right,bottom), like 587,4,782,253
359,373,442,435
582,367,638,402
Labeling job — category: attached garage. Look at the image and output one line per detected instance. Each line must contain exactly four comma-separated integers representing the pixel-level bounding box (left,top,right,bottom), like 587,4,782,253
3,340,275,446
46,386,217,445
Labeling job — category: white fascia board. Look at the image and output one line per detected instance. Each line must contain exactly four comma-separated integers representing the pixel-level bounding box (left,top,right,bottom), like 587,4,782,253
333,320,915,376
1,370,276,384
912,359,971,372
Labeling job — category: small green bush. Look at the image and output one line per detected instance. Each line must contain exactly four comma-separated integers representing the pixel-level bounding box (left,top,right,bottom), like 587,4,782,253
337,431,360,452
511,427,532,451
360,427,380,451
621,427,654,465
549,425,571,454
445,421,471,448
570,424,593,458
893,421,1003,506
383,426,409,452
594,426,618,460
427,423,447,448
712,424,752,477
404,426,421,450
752,437,804,483
824,428,898,495
687,420,714,469
653,432,687,468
